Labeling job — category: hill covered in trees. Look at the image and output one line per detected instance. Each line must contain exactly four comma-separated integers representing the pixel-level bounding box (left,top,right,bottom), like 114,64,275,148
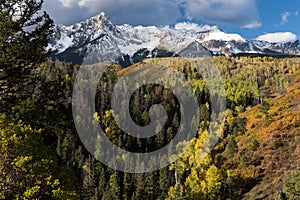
1,1,300,199
2,55,300,199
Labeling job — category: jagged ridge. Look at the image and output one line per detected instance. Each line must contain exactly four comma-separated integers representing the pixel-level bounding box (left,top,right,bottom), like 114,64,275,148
47,12,300,67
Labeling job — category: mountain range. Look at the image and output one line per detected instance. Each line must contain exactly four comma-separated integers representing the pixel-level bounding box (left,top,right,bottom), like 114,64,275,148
48,12,300,67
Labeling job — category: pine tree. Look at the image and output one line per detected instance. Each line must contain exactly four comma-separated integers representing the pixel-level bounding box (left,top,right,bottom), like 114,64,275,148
102,173,121,200
159,166,171,198
226,136,238,158
0,0,53,114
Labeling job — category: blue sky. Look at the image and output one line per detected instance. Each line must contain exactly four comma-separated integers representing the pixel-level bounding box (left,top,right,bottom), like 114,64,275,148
44,0,300,41
219,0,300,40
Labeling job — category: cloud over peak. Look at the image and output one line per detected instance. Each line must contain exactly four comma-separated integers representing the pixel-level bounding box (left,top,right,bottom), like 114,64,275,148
183,0,261,28
44,0,261,28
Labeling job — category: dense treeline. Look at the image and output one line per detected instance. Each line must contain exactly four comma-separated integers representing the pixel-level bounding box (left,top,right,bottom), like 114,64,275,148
1,1,300,199
2,55,299,199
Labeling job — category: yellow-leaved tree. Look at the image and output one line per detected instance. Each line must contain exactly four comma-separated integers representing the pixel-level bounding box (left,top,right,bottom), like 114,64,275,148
0,114,78,199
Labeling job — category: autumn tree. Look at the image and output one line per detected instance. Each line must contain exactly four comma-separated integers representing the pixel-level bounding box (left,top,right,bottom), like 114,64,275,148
283,170,300,200
0,114,78,199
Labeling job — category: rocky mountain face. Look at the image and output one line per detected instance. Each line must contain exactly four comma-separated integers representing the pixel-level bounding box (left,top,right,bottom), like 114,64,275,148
47,12,300,67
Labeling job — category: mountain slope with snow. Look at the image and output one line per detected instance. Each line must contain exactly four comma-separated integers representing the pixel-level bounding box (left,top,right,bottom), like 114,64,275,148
48,12,300,66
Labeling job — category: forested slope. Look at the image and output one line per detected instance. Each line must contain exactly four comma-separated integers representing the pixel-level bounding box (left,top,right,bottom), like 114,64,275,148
2,53,300,199
1,1,299,198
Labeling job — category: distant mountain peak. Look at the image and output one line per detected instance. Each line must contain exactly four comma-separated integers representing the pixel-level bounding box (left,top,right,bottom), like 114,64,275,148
81,12,115,33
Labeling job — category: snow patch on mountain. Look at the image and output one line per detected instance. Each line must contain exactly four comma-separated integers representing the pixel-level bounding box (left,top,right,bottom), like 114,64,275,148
174,22,216,32
52,34,73,53
202,29,246,43
117,25,161,55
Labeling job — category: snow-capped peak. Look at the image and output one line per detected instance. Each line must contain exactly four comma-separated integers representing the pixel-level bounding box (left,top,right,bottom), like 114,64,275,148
95,12,107,18
91,12,110,24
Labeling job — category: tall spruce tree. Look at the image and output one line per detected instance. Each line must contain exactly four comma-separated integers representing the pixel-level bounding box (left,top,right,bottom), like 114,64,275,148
0,0,53,115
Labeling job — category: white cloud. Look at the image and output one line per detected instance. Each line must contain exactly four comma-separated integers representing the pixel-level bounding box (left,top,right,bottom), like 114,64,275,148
44,0,261,28
281,11,290,25
182,0,261,28
243,21,262,29
58,0,75,8
45,0,182,26
256,32,298,43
